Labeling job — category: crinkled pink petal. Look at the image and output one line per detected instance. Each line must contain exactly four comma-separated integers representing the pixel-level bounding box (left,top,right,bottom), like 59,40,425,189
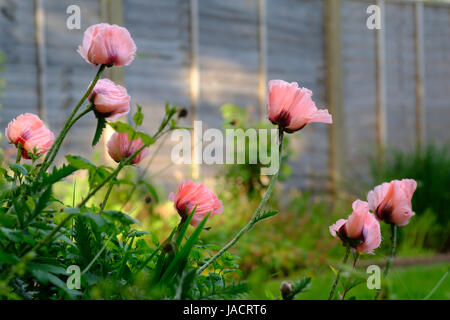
78,23,136,66
170,180,223,227
267,79,332,132
106,132,149,165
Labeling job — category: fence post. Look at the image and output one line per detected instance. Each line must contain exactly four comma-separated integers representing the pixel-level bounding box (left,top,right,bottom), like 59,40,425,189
375,0,387,163
324,0,344,196
189,0,200,179
257,0,267,122
34,0,47,121
414,1,426,152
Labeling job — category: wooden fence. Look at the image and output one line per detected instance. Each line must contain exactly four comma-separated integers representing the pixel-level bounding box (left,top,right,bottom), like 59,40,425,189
0,0,449,194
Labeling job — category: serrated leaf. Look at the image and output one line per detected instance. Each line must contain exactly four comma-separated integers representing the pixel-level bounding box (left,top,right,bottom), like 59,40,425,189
103,210,141,226
81,211,109,228
44,164,78,185
26,186,52,224
256,210,278,222
160,212,210,282
133,105,144,126
92,116,106,146
8,163,28,177
65,155,96,170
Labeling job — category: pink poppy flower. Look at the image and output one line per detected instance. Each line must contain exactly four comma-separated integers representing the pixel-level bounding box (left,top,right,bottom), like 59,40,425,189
89,79,131,121
329,200,381,254
267,79,332,133
367,179,417,226
78,23,136,67
106,132,149,165
5,113,54,159
169,180,223,227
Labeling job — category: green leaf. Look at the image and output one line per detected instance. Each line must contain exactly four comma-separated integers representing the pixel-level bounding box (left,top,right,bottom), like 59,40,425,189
0,252,19,264
26,186,52,224
65,155,96,170
133,105,144,126
284,277,312,300
141,181,159,203
8,164,28,177
329,264,338,276
92,116,106,146
108,122,135,135
64,207,81,215
103,210,141,226
175,206,197,248
256,210,278,223
81,211,110,228
43,164,78,185
12,197,25,227
136,132,155,146
0,227,35,245
160,212,211,282
27,263,67,275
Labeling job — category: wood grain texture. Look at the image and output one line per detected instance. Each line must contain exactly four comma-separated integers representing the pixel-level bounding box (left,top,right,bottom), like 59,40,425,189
0,0,448,194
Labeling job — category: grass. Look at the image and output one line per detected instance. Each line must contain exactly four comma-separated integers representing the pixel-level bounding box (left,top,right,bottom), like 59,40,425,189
258,263,450,300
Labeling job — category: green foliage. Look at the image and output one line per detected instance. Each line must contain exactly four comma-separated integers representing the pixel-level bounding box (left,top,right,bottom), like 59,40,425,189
218,104,292,199
92,114,106,147
0,104,246,300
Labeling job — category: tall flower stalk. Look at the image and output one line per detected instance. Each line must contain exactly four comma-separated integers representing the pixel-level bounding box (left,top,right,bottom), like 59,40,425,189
374,223,397,300
38,64,106,175
197,129,284,275
328,245,351,300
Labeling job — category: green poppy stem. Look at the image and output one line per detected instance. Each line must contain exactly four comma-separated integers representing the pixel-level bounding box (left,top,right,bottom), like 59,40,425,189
328,245,351,300
196,128,284,275
374,223,397,300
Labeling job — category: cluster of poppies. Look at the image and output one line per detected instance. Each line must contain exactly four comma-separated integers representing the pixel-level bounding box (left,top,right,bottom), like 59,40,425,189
330,179,417,254
4,22,416,246
6,24,147,165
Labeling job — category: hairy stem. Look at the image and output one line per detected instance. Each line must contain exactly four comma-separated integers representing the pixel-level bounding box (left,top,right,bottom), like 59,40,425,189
374,223,397,300
15,142,22,164
328,245,351,300
197,128,284,275
98,181,114,216
39,65,105,174
23,144,146,256
43,106,93,173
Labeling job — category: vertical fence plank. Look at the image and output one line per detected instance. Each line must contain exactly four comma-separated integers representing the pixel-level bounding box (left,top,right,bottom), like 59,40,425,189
324,0,344,196
414,1,426,151
99,0,125,86
189,0,200,179
257,0,267,121
99,0,124,162
375,0,387,162
34,0,46,121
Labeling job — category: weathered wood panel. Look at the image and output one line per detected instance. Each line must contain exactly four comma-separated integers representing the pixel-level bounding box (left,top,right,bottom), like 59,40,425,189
423,4,450,145
267,0,328,191
123,0,191,186
0,0,37,147
385,2,416,151
44,0,101,159
0,0,449,194
340,0,377,190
